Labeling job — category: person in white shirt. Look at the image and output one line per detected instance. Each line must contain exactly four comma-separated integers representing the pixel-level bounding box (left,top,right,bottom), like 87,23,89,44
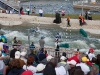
20,51,27,64
86,48,95,61
76,57,90,75
39,8,43,17
50,58,67,75
23,56,36,74
26,7,30,15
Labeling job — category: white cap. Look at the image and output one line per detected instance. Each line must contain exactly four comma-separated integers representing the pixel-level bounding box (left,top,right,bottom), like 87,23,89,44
15,51,20,59
60,56,66,61
46,55,53,61
36,63,45,72
21,52,27,56
67,60,77,65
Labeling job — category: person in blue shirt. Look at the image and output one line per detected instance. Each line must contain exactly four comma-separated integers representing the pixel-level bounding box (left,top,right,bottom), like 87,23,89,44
1,34,7,43
30,42,35,50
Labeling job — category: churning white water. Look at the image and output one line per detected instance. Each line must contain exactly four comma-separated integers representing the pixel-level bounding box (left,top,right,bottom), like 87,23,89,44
0,23,100,54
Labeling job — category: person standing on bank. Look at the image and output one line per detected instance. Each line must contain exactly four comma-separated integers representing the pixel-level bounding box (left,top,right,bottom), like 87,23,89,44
39,8,43,17
61,9,65,17
55,39,60,57
39,36,45,49
79,14,82,26
85,11,88,20
26,7,30,15
20,7,23,14
67,16,71,27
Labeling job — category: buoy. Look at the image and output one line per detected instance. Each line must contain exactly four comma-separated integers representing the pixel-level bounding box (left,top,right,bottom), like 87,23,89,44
79,28,88,37
59,43,69,48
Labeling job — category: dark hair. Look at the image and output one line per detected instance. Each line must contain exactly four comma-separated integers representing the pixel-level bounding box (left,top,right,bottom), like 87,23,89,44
91,57,97,63
0,39,3,42
96,54,100,65
74,69,84,75
10,59,21,69
46,62,55,68
77,49,79,51
62,52,67,57
27,56,34,66
45,50,47,54
43,62,56,75
49,58,58,68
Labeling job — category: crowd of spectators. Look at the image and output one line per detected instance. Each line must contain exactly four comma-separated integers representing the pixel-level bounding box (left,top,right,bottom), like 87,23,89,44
0,34,100,75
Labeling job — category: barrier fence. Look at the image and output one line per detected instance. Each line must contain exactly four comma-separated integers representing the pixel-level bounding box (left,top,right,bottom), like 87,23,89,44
35,47,75,58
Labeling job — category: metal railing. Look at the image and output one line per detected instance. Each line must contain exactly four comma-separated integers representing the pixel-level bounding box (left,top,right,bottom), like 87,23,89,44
8,44,75,58
73,1,88,5
0,0,19,13
35,47,75,58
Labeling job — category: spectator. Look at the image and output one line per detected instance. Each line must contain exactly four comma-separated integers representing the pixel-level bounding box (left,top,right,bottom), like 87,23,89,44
62,52,67,57
20,7,23,14
88,13,92,20
85,11,88,20
68,52,80,63
3,57,10,75
15,51,21,59
8,59,25,75
76,57,90,75
0,51,5,75
43,62,56,75
28,50,39,65
15,51,25,68
10,46,18,59
86,48,95,61
30,42,35,51
39,36,45,49
20,51,27,64
50,58,67,75
74,69,84,75
40,55,53,65
61,9,65,17
44,50,48,57
39,8,43,17
96,54,100,70
89,57,99,75
26,7,30,15
35,63,45,75
38,48,46,61
21,70,33,75
58,56,70,75
67,60,79,75
23,56,36,74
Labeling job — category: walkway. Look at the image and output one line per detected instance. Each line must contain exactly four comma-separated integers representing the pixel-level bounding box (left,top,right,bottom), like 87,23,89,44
0,13,100,35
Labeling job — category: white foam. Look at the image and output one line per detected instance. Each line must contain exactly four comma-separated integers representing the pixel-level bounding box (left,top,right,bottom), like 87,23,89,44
90,43,96,48
5,31,27,40
70,40,89,49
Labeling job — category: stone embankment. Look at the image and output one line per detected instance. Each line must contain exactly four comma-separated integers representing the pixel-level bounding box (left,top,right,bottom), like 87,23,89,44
0,13,100,35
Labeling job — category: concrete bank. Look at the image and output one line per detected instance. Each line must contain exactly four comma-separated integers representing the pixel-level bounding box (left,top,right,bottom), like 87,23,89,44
0,13,100,35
